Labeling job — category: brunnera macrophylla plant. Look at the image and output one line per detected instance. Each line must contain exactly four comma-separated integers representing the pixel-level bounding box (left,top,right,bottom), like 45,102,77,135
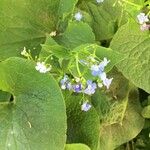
0,0,150,150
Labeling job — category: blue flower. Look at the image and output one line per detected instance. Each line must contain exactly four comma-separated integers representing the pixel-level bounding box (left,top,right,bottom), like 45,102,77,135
91,64,103,76
74,12,83,21
99,72,106,81
99,72,113,89
66,82,72,90
81,102,92,112
96,0,104,3
103,78,113,89
60,75,69,85
137,13,149,24
98,57,110,71
84,80,97,95
79,60,88,65
73,84,82,93
60,75,72,90
91,58,110,77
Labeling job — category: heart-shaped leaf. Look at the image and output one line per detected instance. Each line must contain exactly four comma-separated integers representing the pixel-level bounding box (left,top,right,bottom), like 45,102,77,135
92,71,144,150
0,57,66,150
110,20,150,93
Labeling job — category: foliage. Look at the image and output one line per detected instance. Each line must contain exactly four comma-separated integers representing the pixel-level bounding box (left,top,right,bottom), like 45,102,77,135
0,0,150,150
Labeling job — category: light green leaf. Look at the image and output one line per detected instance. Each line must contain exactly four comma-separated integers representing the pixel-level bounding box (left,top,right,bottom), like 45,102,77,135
40,35,70,59
142,105,150,118
58,0,78,19
65,144,91,150
0,57,66,150
65,93,100,150
0,0,77,60
56,21,95,49
110,20,150,93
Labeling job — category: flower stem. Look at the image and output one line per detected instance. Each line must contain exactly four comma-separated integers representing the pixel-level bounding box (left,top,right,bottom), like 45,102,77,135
44,54,52,63
0,101,10,105
147,10,150,16
122,0,141,9
76,54,82,77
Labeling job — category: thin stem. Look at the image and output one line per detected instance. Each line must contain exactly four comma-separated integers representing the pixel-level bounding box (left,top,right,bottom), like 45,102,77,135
0,101,10,105
44,54,53,63
27,50,34,60
147,10,150,16
122,0,141,9
76,54,82,77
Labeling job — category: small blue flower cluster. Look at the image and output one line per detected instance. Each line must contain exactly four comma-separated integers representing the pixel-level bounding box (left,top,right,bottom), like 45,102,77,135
91,58,113,89
60,57,113,95
60,57,113,112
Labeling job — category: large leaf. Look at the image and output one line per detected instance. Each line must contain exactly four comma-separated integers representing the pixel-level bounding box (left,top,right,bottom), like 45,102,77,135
65,144,91,150
78,0,123,40
65,93,100,150
99,88,144,150
92,71,144,150
0,0,77,60
110,20,150,93
0,57,66,149
56,21,95,49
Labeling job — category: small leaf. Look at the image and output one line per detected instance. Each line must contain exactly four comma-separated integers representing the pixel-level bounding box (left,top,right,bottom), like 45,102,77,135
142,105,150,118
56,21,95,49
40,35,70,59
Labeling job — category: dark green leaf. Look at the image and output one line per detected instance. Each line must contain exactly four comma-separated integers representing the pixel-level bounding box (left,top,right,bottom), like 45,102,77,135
0,0,77,60
65,93,100,150
0,57,66,149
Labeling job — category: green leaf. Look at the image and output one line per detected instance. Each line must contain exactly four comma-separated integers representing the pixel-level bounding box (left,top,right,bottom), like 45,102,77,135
0,91,11,102
134,122,150,150
110,20,150,93
100,89,144,149
142,105,150,118
92,71,144,150
0,0,77,60
65,144,91,150
58,0,78,19
65,93,100,150
0,57,66,149
56,21,95,49
40,35,70,59
78,0,123,40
